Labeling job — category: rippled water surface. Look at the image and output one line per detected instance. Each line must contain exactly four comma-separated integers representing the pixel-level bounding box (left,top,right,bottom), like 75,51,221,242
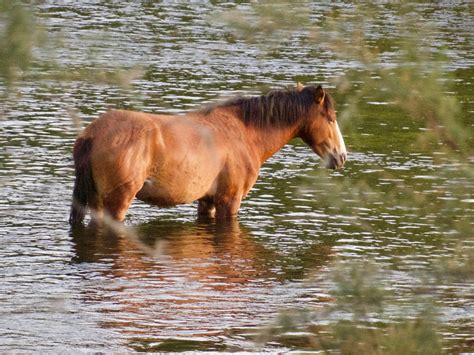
1,2,473,352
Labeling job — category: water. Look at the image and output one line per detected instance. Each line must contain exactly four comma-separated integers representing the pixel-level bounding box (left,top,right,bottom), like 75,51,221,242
1,1,473,352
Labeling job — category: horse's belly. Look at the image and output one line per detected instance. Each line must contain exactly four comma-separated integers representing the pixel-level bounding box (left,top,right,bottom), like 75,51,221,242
135,176,215,207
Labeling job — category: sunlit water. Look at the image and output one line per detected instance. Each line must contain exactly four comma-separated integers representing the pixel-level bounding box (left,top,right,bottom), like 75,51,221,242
1,2,473,352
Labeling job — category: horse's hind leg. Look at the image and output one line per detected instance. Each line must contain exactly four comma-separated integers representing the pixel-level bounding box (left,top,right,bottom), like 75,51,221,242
88,196,104,227
103,181,142,222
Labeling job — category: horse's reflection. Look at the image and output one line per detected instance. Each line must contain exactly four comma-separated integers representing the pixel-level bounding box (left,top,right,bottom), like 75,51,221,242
69,219,336,347
70,218,337,284
70,218,277,285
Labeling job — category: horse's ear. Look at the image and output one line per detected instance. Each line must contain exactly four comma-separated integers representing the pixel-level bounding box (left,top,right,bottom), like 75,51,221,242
315,85,325,105
296,82,304,92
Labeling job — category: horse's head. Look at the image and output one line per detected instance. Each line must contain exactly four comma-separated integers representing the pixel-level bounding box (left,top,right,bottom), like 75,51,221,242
298,85,347,169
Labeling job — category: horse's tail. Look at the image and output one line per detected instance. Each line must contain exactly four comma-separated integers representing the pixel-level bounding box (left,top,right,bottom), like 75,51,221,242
69,137,96,226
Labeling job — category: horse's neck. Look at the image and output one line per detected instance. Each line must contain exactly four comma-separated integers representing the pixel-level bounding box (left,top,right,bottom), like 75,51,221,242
248,125,300,164
202,107,301,164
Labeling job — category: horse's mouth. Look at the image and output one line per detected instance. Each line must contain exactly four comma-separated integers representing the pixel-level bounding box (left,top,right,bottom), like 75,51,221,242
325,153,346,169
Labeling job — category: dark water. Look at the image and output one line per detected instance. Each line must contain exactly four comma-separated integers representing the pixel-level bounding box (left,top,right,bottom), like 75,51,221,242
1,2,473,352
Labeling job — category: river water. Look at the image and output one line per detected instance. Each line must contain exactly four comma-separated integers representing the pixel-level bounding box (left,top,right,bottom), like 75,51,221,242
1,1,473,352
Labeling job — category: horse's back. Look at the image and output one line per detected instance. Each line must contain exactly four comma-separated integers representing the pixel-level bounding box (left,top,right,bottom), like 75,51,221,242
78,109,227,206
80,109,161,141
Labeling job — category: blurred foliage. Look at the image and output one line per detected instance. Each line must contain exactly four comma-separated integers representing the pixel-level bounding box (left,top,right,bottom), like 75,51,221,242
257,262,442,354
218,2,472,154
0,1,39,89
211,0,310,47
220,1,473,352
331,262,387,317
321,5,470,154
1,0,471,352
0,0,142,98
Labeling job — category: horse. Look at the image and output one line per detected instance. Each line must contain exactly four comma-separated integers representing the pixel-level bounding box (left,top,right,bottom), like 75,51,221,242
69,83,347,225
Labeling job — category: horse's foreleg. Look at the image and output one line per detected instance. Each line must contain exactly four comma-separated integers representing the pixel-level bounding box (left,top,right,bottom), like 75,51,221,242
198,196,216,218
215,195,242,220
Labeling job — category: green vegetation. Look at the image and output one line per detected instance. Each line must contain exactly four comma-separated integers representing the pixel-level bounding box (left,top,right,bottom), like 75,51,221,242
0,1,38,90
221,2,473,353
1,1,472,353
129,338,226,352
257,262,443,354
0,1,141,99
212,0,309,47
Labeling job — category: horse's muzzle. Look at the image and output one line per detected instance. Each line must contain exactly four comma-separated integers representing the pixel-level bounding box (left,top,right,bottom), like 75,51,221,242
325,152,347,169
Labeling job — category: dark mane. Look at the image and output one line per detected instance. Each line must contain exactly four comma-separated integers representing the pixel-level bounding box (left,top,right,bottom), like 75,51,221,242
201,86,334,127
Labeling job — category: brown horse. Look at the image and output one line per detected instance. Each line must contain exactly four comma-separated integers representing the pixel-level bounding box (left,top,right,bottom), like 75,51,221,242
69,84,347,225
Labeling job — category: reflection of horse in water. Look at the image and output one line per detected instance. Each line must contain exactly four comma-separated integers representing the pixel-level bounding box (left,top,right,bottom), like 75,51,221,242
71,220,273,285
70,221,335,349
71,219,335,286
70,84,346,225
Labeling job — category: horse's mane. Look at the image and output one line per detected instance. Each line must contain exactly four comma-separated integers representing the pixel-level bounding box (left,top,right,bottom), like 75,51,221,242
201,85,334,127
